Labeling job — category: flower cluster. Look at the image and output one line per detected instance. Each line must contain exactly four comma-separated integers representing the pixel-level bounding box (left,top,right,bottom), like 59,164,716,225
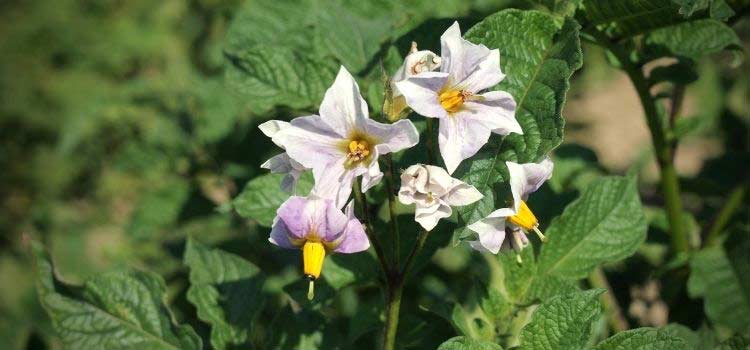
259,22,555,298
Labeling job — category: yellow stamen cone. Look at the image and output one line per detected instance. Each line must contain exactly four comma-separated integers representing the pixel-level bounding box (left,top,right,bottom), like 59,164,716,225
303,241,326,280
439,89,466,113
508,201,538,231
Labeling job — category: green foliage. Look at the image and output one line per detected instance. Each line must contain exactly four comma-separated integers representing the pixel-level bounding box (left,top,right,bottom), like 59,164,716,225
688,233,750,333
438,336,504,350
455,9,582,242
233,172,313,226
538,176,647,279
184,238,266,350
644,19,742,59
593,328,690,350
32,240,202,350
2,0,748,348
519,290,604,350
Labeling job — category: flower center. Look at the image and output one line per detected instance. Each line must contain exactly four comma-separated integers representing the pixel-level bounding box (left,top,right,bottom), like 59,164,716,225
439,89,471,113
426,191,434,203
302,241,326,281
508,201,538,230
346,140,371,164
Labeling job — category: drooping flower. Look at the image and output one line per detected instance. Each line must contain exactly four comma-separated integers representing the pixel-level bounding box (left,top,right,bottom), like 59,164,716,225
270,66,419,208
398,164,483,231
395,22,521,174
386,42,442,120
259,120,307,192
270,195,369,299
467,157,553,260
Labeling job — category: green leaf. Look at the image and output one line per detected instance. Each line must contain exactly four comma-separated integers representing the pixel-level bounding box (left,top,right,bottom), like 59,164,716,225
519,289,603,350
184,238,266,350
438,336,503,350
583,0,684,37
31,240,202,350
455,10,582,242
688,236,750,332
714,334,750,350
676,0,735,20
644,19,742,59
225,46,338,115
594,327,690,350
321,253,378,290
233,172,313,227
538,176,647,279
128,179,190,240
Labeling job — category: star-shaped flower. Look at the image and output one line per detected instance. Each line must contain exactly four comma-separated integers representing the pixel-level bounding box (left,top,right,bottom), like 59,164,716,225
269,66,419,207
398,164,482,231
395,22,521,174
270,195,369,299
467,158,553,259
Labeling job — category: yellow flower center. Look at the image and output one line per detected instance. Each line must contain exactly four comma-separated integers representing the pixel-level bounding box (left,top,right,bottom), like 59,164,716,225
439,89,471,113
346,139,371,165
302,240,326,281
508,201,538,231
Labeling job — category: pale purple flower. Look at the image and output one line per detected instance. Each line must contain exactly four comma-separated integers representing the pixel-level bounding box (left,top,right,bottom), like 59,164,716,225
259,120,307,192
270,66,419,208
270,195,369,298
398,164,482,231
395,22,521,174
467,157,553,258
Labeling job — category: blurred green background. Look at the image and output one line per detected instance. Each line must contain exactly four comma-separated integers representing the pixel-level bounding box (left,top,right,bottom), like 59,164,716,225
0,0,747,349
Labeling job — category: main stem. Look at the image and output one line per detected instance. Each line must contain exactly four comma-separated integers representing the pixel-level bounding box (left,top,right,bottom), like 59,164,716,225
382,277,404,350
623,62,689,253
382,229,430,350
384,154,401,266
586,28,689,254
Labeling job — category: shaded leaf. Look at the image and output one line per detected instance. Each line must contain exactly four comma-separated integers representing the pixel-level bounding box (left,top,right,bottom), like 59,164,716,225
184,238,266,350
594,327,690,350
31,240,201,350
233,172,313,227
438,336,503,350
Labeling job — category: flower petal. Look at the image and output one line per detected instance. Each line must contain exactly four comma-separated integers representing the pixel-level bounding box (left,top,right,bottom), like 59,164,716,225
506,161,526,213
319,66,369,137
415,201,452,231
360,154,384,193
440,21,495,86
275,196,326,241
395,72,450,119
467,217,507,254
521,157,554,197
368,119,419,154
444,180,483,206
460,90,521,136
273,115,344,170
311,159,354,209
423,165,453,196
439,114,492,174
456,49,505,93
259,120,291,140
334,218,369,253
269,219,296,249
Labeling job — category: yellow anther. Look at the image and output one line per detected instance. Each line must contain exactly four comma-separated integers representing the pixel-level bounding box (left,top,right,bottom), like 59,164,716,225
439,89,470,113
346,139,371,163
302,241,326,280
508,201,538,231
